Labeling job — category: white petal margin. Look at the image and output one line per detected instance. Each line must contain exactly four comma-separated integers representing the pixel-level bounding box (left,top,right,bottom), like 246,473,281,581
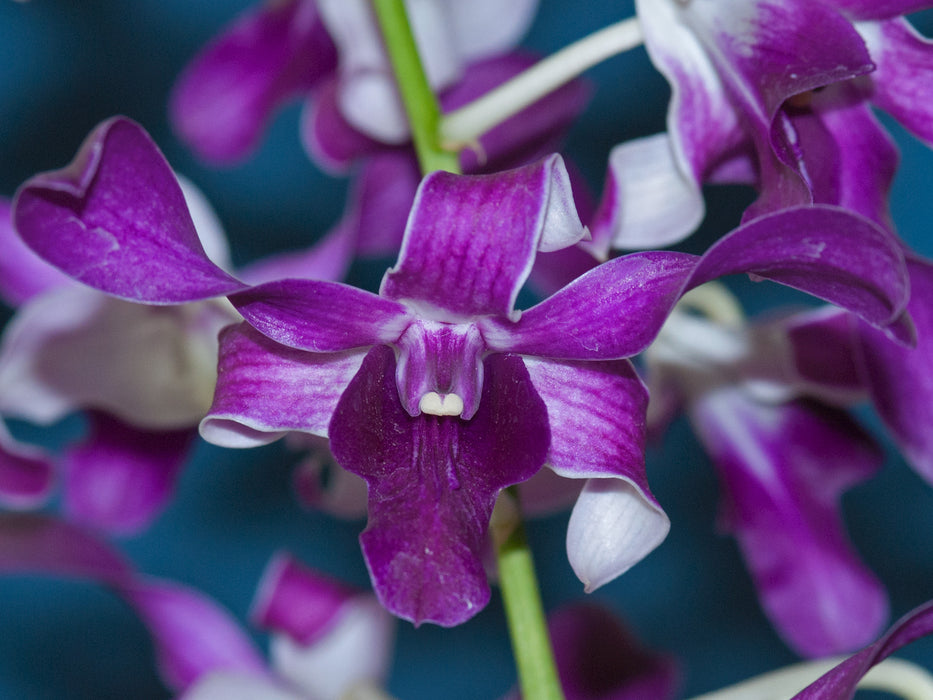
176,173,234,271
598,133,705,251
181,672,302,700
536,153,590,253
567,478,671,593
270,596,395,700
0,286,233,429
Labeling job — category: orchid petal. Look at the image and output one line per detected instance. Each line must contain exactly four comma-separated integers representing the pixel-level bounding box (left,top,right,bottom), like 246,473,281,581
239,221,359,286
792,600,933,699
592,133,705,251
692,390,887,657
289,434,369,519
825,0,933,19
169,0,337,163
230,278,410,352
548,603,680,700
201,323,365,447
301,78,384,171
567,478,671,594
380,155,585,320
858,257,933,483
0,423,54,509
442,0,538,60
859,17,933,147
785,307,865,398
329,346,549,626
63,412,195,535
0,285,231,428
12,117,246,303
0,197,72,307
487,205,910,360
121,580,267,692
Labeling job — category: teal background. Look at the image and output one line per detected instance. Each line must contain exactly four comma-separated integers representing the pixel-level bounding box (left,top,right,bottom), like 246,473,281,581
1,2,933,698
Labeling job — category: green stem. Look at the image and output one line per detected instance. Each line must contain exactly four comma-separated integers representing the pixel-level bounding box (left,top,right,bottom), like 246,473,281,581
371,0,460,174
496,498,565,700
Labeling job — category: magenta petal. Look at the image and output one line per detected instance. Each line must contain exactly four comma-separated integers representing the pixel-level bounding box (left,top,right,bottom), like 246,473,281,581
0,425,54,509
825,0,933,19
861,18,933,147
692,391,887,657
549,603,679,700
329,346,549,626
858,257,933,482
231,278,409,352
0,198,72,307
785,307,865,397
63,412,195,535
13,117,245,303
170,0,337,163
202,323,365,447
792,600,933,699
252,552,357,644
121,580,267,692
380,155,585,320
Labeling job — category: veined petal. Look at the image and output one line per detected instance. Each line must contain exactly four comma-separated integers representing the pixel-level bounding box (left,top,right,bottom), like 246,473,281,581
12,117,246,303
329,346,549,626
792,600,933,699
170,0,337,163
231,278,410,352
0,286,232,428
859,18,933,147
63,412,195,535
486,205,909,360
692,390,887,657
0,197,72,307
201,323,365,448
592,133,706,251
858,257,933,483
380,155,586,321
0,423,54,509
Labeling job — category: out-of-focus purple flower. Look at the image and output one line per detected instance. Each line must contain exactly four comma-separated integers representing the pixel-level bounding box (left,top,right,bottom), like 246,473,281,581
13,117,913,627
594,0,933,250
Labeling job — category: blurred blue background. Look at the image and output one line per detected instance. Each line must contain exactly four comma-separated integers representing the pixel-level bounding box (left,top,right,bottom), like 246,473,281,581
1,1,933,698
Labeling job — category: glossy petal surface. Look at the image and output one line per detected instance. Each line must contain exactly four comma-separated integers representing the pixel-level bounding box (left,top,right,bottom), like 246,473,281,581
13,118,245,303
329,347,549,626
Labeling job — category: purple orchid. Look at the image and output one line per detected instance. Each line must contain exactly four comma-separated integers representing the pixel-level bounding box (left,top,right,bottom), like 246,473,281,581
593,0,933,250
12,116,913,627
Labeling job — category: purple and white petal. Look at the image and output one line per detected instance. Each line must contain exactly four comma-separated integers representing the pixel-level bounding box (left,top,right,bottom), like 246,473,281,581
13,117,246,303
182,673,300,700
231,278,410,352
858,257,933,483
792,600,933,699
380,155,585,321
0,424,54,509
329,347,549,626
201,323,366,447
692,390,887,657
858,17,933,147
63,412,195,535
170,0,337,163
0,285,232,428
0,198,72,307
549,603,680,700
591,133,706,251
824,0,933,20
487,205,910,360
288,434,369,519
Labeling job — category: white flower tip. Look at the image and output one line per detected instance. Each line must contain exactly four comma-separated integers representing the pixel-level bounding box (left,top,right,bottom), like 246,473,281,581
418,391,464,417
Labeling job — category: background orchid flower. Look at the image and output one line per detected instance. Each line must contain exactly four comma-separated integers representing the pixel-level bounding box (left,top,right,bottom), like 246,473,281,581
594,0,933,250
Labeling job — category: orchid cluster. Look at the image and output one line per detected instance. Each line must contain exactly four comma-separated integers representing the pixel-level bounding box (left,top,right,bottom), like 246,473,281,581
2,0,933,698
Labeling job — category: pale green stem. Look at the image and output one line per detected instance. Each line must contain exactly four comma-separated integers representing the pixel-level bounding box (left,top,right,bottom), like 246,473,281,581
495,491,565,700
371,0,460,174
686,656,933,700
440,16,643,149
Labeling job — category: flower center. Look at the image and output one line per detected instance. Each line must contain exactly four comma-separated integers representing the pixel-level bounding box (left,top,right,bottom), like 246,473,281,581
418,391,465,416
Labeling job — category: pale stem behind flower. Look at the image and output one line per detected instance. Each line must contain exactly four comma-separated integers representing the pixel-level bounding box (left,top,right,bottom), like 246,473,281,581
440,16,644,149
371,0,460,174
686,656,933,700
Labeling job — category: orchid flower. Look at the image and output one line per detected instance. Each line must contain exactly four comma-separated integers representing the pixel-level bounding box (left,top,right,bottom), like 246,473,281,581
0,189,235,533
594,0,933,250
12,116,913,627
